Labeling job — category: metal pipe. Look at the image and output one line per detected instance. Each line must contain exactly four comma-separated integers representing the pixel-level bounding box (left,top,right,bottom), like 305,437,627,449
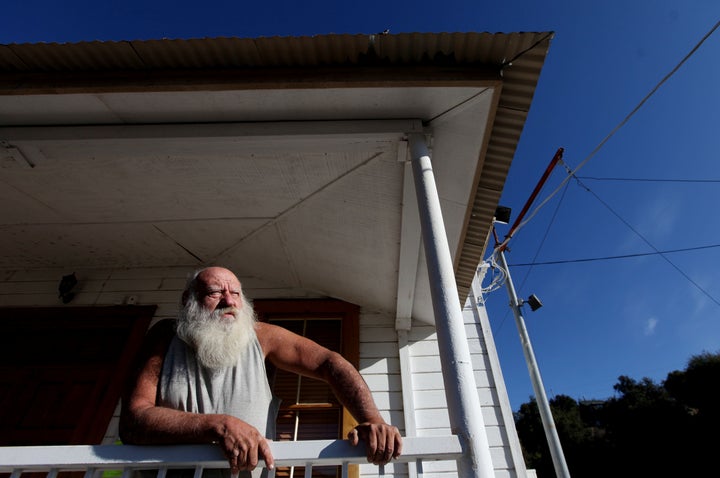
497,249,571,478
408,133,495,478
504,148,564,245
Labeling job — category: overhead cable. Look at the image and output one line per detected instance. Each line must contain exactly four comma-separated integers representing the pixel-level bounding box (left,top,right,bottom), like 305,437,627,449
578,176,720,183
510,243,720,266
571,175,720,307
508,19,720,241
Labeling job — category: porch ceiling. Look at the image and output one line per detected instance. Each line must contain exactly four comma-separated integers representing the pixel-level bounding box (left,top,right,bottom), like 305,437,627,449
0,33,551,323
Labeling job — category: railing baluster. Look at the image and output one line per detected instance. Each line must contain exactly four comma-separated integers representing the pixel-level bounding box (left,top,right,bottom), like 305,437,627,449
340,462,348,478
304,462,312,478
156,467,168,478
47,468,59,478
10,469,22,478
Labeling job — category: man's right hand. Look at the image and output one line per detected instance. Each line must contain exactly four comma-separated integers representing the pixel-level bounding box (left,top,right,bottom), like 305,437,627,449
215,415,274,473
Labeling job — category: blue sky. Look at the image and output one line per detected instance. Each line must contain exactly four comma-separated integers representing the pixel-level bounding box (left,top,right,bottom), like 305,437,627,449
3,1,720,410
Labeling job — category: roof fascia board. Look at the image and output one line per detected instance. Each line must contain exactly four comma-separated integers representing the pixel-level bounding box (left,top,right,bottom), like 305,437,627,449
0,65,501,96
0,119,424,143
452,83,503,273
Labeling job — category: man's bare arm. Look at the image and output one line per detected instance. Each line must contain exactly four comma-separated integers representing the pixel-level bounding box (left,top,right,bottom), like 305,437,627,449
257,322,402,465
119,320,274,472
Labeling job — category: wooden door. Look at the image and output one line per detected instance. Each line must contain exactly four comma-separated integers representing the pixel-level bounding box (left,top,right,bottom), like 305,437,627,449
0,306,155,446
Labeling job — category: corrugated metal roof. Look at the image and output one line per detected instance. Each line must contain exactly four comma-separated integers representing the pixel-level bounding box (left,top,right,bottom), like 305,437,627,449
1,32,549,72
0,32,552,302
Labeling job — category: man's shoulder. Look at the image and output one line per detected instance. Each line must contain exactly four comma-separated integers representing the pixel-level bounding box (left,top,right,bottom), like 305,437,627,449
150,318,177,334
144,319,178,347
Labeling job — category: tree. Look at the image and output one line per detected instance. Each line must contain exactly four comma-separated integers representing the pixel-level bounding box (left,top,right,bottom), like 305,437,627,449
514,351,720,477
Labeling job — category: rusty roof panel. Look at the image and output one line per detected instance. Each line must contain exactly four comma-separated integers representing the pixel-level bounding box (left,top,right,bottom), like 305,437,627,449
1,41,145,71
1,32,551,72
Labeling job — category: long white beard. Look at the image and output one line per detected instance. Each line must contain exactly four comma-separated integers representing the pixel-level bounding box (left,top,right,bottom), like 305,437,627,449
176,295,257,369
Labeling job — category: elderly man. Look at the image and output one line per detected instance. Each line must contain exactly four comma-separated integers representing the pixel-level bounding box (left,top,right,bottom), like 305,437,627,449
120,266,401,476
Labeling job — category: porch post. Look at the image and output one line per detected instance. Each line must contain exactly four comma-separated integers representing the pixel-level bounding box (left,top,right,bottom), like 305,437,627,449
408,133,495,478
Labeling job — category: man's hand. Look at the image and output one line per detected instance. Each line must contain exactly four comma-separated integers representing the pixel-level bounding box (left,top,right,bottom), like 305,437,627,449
348,422,402,466
216,416,275,473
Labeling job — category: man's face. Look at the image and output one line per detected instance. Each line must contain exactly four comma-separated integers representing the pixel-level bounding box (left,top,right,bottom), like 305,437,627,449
177,267,257,369
195,267,243,320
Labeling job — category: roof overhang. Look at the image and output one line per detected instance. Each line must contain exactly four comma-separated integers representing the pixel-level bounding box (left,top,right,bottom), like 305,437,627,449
0,33,552,323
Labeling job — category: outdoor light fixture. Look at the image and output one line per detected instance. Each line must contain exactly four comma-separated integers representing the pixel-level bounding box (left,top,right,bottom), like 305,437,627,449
494,205,512,224
58,272,77,304
523,294,543,311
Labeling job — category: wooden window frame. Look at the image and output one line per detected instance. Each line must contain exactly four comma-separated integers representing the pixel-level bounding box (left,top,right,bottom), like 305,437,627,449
254,299,360,478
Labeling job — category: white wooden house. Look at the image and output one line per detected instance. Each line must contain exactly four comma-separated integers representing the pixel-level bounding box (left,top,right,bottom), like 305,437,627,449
0,32,551,478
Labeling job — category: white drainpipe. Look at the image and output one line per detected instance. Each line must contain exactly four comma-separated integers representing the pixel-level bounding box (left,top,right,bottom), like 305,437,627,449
408,133,495,478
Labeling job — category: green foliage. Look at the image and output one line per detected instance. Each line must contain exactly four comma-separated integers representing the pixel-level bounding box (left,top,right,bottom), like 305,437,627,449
514,351,720,478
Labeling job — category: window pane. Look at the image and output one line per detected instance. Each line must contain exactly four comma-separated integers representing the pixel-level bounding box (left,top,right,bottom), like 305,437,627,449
266,315,348,478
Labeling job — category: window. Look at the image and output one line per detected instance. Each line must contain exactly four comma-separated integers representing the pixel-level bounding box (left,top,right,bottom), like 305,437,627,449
254,300,359,478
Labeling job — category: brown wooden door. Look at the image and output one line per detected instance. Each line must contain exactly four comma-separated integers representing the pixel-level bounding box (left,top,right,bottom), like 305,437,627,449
0,306,155,446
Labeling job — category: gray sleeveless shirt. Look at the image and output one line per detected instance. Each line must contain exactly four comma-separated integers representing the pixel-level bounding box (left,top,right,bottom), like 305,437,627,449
156,334,279,478
159,334,279,439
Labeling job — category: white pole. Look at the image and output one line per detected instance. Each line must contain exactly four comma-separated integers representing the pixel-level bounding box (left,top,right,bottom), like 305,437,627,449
497,249,571,478
408,134,495,478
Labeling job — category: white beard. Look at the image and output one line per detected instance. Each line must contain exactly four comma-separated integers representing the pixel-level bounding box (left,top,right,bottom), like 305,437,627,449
176,294,257,369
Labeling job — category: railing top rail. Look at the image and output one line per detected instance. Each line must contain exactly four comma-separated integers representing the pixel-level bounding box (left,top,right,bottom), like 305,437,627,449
0,436,462,471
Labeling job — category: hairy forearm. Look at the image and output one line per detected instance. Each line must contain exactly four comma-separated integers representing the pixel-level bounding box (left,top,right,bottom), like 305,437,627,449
321,354,384,424
120,406,223,445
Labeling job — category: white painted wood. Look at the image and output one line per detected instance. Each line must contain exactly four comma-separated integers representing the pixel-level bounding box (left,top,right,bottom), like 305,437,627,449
362,374,402,393
0,120,423,142
364,392,404,411
360,342,400,358
360,326,400,343
408,356,442,373
395,162,421,331
359,358,400,375
0,436,462,472
403,294,527,478
467,276,529,478
396,329,418,478
410,372,445,391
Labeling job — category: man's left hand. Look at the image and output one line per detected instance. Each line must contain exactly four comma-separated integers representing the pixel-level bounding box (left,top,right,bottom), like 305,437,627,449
348,422,402,465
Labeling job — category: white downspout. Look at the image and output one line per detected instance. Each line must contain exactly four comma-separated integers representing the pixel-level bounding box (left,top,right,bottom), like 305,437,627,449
408,133,495,478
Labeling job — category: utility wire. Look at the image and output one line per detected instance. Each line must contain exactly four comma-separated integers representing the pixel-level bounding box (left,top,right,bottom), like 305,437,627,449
501,32,555,68
570,175,720,307
578,176,720,183
510,243,720,266
517,179,571,289
508,19,720,241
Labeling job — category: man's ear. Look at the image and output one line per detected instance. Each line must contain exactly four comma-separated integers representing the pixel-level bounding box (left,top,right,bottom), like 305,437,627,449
181,290,190,306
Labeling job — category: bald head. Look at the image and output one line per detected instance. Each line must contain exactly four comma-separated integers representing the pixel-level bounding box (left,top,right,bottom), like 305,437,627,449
183,267,243,313
177,266,257,368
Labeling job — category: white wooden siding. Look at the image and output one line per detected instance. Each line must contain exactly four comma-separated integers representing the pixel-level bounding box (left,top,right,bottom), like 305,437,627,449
404,307,526,478
0,268,408,477
464,288,529,478
357,309,406,478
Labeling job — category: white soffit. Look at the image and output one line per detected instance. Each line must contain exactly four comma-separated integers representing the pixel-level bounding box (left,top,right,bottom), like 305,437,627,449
0,87,487,126
0,31,553,315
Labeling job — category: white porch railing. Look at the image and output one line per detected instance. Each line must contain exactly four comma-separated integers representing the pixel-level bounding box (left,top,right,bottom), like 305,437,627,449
0,436,462,478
